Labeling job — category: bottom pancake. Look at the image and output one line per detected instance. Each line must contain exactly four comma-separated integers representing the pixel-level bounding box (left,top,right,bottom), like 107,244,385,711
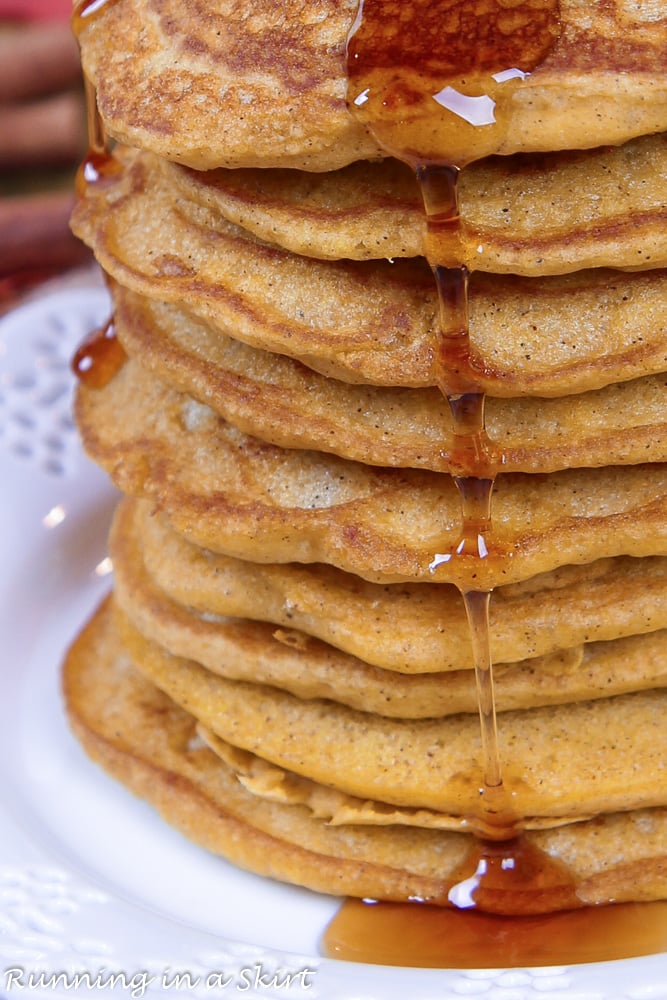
62,596,667,914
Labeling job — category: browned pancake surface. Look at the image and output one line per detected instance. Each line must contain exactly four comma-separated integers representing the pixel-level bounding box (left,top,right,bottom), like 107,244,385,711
78,0,667,168
62,597,667,910
113,286,667,474
71,152,667,395
110,498,667,716
75,359,667,588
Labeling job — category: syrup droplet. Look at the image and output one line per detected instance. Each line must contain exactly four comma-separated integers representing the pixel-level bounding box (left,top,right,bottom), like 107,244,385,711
447,837,578,913
71,0,119,39
72,0,121,198
75,145,124,199
71,317,126,389
347,0,561,167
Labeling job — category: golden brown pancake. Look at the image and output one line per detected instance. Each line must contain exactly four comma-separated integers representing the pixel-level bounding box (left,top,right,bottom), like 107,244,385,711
77,0,667,169
110,498,667,717
70,151,667,395
62,597,667,910
161,133,667,271
194,729,646,836
121,495,667,675
75,359,667,589
163,154,426,261
115,600,667,826
112,285,667,474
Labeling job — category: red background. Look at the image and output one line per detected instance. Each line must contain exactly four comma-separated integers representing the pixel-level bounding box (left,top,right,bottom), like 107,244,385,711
0,0,72,19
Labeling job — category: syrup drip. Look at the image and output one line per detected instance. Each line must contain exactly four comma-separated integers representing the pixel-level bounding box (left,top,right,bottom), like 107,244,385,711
462,590,500,792
71,0,119,37
350,0,540,836
71,317,126,389
341,0,587,927
419,163,507,829
74,71,122,199
75,144,124,200
71,0,125,388
72,0,122,199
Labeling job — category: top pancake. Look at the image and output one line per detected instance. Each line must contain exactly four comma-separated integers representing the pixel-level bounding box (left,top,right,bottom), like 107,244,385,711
77,0,667,170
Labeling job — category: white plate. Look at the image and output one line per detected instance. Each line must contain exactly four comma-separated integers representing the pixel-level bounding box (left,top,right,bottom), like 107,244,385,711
1,287,666,1000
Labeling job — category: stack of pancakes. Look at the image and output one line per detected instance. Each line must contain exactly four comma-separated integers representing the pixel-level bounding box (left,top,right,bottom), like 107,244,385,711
64,0,667,911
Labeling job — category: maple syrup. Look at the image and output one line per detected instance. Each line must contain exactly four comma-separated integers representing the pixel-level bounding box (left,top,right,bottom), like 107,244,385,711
72,3,122,201
71,317,126,389
347,0,560,170
71,0,119,38
447,837,578,914
348,0,563,841
323,898,667,969
71,0,125,387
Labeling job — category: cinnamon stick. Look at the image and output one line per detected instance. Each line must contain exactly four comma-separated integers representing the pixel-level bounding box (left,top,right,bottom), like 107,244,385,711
0,189,91,276
0,22,81,104
0,90,85,166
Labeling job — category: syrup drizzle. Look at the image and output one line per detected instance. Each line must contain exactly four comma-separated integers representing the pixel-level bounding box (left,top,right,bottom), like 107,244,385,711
72,0,123,199
347,0,564,843
419,166,507,831
343,0,571,913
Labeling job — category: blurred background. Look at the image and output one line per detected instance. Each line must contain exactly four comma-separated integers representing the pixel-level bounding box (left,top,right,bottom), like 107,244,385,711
0,0,92,311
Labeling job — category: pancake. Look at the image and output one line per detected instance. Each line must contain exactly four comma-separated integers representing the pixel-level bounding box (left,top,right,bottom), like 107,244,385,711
110,498,667,717
70,150,667,395
194,726,595,835
113,285,667,474
76,0,667,169
123,495,667,674
160,132,667,270
163,154,427,262
75,359,667,589
115,598,667,826
196,726,578,831
62,597,667,910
